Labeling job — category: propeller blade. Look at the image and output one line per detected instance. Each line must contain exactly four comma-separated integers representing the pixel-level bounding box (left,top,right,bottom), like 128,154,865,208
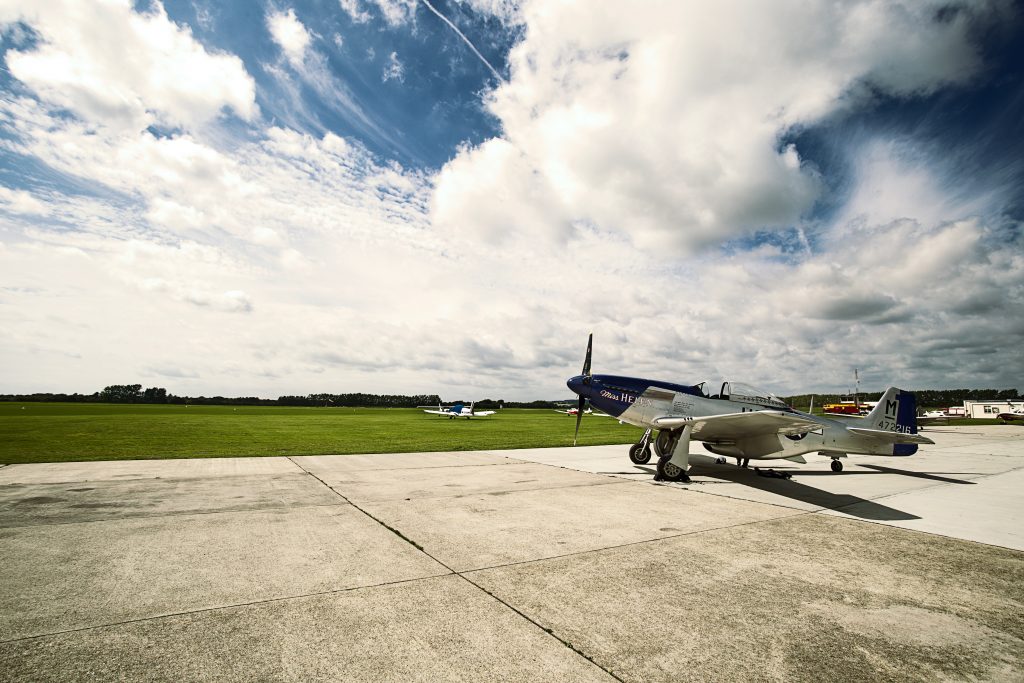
573,333,592,446
573,396,586,446
581,332,593,378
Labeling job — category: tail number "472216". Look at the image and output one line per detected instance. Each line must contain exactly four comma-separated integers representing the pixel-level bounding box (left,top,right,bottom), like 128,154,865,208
877,419,913,434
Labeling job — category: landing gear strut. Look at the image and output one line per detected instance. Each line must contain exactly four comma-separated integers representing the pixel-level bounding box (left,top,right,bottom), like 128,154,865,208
653,425,693,483
629,428,653,465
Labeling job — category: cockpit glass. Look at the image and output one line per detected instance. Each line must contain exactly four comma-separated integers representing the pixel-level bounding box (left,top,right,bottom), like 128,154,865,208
723,382,788,409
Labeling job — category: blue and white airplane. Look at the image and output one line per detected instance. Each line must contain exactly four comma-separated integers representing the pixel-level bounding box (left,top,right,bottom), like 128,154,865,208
566,334,933,482
423,402,495,419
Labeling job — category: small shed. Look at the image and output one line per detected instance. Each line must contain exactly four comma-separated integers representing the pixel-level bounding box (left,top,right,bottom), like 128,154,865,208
962,400,1022,418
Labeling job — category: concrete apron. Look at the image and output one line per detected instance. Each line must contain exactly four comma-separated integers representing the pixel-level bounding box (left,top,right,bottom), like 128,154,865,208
0,426,1021,681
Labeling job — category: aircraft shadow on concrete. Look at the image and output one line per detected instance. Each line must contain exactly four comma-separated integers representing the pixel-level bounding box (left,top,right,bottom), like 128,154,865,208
845,464,978,484
614,463,923,522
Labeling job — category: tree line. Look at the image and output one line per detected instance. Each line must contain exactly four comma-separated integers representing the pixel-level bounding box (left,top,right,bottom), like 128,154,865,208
783,388,1020,409
0,385,442,408
0,385,564,409
3,384,1017,409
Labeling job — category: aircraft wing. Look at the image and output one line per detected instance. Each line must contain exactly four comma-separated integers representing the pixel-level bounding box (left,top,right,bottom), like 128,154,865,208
472,411,495,417
651,411,821,440
423,409,449,416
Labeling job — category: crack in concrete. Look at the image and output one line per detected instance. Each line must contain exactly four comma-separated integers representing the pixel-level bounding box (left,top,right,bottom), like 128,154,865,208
0,502,348,530
287,455,626,682
345,477,629,505
0,572,454,646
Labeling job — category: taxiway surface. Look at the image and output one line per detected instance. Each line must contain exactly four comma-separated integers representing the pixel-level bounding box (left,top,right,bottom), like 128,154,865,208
1,426,1021,681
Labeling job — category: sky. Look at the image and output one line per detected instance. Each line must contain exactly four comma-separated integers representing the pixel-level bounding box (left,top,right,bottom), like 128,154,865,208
0,0,1022,401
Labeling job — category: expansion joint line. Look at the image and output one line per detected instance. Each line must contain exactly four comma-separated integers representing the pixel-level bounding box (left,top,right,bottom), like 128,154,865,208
285,457,626,682
454,571,627,682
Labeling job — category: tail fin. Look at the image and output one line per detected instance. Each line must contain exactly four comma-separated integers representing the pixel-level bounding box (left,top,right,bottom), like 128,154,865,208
863,387,920,454
451,402,464,414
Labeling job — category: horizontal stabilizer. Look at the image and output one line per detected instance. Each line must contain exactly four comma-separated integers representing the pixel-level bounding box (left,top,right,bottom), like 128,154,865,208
847,426,934,445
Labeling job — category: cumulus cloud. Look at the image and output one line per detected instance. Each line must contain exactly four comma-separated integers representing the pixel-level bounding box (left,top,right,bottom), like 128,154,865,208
0,0,256,133
0,0,1020,400
267,8,312,67
434,0,1001,253
457,0,524,25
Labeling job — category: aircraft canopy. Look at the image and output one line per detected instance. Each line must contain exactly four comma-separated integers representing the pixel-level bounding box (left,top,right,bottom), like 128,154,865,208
719,381,789,409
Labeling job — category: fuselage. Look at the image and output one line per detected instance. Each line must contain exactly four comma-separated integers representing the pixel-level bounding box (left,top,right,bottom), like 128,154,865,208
567,373,918,460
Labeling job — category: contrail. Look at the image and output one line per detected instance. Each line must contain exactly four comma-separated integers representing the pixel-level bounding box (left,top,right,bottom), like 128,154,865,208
420,0,506,83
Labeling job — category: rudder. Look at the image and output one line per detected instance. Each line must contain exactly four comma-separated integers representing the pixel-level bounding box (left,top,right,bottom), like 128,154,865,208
865,387,919,435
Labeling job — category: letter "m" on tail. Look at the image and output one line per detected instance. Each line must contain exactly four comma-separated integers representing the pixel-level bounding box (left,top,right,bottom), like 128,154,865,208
866,388,919,434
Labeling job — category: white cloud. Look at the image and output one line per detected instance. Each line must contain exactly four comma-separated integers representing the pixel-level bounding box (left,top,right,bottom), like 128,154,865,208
434,0,999,253
367,0,417,26
835,140,999,232
338,0,372,24
0,187,50,216
0,0,1020,400
382,51,405,82
259,19,411,157
267,8,312,67
456,0,523,25
0,0,256,133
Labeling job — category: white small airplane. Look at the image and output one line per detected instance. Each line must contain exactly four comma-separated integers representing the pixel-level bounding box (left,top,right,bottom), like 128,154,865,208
566,334,934,482
916,410,949,426
554,406,613,417
423,402,495,419
555,406,592,415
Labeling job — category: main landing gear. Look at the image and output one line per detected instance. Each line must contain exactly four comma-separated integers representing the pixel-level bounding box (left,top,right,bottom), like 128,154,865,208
653,425,693,483
629,428,653,465
656,456,690,483
830,459,844,472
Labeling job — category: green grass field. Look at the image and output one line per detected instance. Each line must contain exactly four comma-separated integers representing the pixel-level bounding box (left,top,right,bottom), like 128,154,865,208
0,403,644,464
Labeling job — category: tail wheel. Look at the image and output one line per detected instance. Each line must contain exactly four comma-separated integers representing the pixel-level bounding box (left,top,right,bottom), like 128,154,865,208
629,443,652,465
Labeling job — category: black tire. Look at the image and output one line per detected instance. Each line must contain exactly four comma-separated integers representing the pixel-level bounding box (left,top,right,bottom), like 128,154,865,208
654,430,676,457
831,459,843,472
656,457,690,482
629,443,652,465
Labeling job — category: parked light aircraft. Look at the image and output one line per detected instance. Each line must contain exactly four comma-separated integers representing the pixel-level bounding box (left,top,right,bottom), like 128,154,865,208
566,334,933,482
917,410,949,426
423,402,495,419
555,406,592,415
997,407,1024,421
554,406,611,416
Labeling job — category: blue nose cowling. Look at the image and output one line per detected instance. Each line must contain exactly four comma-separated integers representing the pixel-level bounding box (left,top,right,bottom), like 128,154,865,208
567,375,590,397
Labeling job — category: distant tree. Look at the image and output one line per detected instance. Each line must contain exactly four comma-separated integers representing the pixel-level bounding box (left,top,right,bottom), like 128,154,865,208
99,384,143,403
142,387,168,403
